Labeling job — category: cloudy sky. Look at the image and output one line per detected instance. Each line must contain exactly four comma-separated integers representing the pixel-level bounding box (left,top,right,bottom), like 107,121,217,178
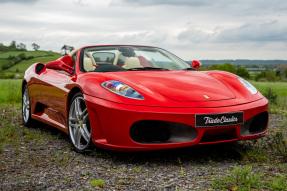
0,0,287,60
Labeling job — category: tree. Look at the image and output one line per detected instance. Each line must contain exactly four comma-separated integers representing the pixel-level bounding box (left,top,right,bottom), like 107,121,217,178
31,43,40,51
208,64,220,70
208,63,236,74
277,63,287,79
9,40,16,49
68,46,74,53
0,43,8,51
236,66,250,79
17,43,27,50
61,45,68,55
219,63,236,74
61,45,74,55
255,71,266,81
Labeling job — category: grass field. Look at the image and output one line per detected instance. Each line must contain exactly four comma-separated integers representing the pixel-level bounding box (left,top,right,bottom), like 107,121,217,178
0,79,22,104
0,50,53,58
0,79,286,107
0,50,61,73
250,81,287,97
6,52,61,73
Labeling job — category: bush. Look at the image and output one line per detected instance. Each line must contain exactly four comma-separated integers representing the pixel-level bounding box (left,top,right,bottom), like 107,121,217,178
8,55,16,60
263,87,278,104
208,63,236,74
255,71,266,81
236,66,250,79
265,71,277,82
27,56,34,59
5,73,15,79
1,62,10,70
18,53,26,60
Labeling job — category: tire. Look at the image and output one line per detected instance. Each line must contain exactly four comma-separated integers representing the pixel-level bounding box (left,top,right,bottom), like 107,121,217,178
68,92,92,153
22,85,34,126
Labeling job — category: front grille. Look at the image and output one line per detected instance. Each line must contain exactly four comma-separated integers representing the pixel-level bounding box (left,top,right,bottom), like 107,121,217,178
200,127,237,143
130,120,197,144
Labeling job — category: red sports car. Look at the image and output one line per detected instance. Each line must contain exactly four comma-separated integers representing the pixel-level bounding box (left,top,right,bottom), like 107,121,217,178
22,45,269,152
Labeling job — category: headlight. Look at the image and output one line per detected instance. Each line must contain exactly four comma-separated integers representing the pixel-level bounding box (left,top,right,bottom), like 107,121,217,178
238,77,257,95
101,80,144,100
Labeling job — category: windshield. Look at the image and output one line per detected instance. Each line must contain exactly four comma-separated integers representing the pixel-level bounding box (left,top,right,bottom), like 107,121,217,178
81,46,191,72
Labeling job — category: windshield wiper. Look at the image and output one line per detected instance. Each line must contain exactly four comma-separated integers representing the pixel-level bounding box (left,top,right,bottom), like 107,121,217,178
129,67,169,71
182,67,196,71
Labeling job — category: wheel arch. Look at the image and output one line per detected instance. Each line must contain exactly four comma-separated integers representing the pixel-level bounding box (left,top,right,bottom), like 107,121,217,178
22,80,28,94
67,86,83,116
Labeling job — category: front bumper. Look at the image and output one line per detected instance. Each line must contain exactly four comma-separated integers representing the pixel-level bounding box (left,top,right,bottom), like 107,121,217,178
84,94,268,151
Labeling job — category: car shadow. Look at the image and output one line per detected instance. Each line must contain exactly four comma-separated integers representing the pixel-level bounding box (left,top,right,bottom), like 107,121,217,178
89,142,246,165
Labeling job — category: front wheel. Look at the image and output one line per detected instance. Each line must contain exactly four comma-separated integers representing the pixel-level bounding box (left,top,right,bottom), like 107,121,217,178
22,85,34,126
68,92,92,153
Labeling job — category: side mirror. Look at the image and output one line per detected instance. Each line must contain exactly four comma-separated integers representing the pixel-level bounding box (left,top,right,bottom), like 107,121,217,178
46,60,74,74
35,63,46,74
58,55,75,68
191,60,201,70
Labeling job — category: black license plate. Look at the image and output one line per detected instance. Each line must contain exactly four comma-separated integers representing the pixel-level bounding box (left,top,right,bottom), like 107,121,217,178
195,112,244,127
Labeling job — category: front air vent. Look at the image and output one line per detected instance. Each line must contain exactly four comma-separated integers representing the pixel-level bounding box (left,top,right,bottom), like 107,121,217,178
130,120,197,144
240,111,268,136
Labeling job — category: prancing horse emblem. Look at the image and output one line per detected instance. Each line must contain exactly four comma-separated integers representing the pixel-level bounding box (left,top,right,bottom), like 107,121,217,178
203,95,209,99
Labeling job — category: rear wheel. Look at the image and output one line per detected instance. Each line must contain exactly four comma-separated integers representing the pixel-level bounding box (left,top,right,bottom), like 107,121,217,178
68,92,92,153
22,85,33,126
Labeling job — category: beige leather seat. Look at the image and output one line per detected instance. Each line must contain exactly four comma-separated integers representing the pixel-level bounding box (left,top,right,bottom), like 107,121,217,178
123,57,143,69
84,58,95,72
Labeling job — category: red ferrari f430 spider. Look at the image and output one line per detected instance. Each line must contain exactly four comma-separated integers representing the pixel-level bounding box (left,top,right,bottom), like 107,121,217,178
22,45,269,152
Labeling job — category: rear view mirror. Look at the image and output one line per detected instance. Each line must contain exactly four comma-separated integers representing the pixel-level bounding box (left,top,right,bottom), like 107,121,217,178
191,60,201,69
46,60,74,74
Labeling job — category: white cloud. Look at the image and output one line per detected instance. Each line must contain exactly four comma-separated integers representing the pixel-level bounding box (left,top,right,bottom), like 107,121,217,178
0,0,38,3
0,0,286,59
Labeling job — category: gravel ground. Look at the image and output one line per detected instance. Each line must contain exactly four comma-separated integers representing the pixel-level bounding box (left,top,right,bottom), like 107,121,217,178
0,106,286,190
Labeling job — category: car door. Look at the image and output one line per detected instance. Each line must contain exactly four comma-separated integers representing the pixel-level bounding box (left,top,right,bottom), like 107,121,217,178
38,68,73,126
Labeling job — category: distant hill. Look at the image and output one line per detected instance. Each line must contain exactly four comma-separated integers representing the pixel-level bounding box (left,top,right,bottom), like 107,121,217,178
186,60,287,66
0,50,62,73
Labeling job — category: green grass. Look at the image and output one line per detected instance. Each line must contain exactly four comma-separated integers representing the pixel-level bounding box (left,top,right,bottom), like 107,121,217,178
251,81,287,97
0,79,22,104
6,52,61,73
212,165,287,190
212,166,263,190
133,167,142,172
89,179,106,187
211,165,286,190
250,81,287,113
0,51,53,58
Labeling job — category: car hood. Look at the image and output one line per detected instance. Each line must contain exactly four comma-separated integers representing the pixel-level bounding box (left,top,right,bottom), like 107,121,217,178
109,71,236,102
